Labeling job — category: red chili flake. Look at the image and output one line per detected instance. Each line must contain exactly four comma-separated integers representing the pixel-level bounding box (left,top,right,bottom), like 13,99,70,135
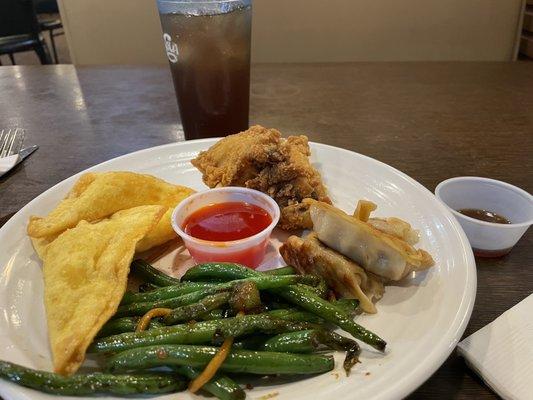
245,383,254,390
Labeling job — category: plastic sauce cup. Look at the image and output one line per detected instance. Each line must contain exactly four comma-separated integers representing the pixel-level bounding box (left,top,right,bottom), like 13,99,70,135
171,187,280,268
435,177,533,257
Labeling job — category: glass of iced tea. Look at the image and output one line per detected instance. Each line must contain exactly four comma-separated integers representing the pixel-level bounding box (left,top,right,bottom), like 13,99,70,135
157,0,252,140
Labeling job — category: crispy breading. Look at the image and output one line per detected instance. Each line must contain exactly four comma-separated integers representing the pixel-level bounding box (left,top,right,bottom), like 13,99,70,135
27,172,194,253
191,125,330,230
43,205,166,375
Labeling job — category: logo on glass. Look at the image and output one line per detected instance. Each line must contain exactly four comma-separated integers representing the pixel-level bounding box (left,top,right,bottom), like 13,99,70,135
163,33,179,63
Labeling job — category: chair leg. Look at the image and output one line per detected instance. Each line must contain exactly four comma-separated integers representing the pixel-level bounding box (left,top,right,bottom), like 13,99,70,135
34,35,53,64
8,53,16,65
49,29,59,64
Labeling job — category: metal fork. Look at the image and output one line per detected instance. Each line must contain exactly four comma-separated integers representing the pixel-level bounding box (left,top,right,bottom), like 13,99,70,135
0,129,25,158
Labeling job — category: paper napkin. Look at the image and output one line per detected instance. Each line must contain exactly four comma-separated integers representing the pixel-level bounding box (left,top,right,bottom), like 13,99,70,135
0,154,19,177
457,294,533,400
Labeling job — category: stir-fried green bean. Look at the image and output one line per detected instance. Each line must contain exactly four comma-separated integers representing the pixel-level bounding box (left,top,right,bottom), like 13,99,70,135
0,360,186,396
116,274,319,317
97,317,164,338
138,282,160,293
228,281,261,313
263,266,296,276
130,259,181,286
164,292,231,325
90,314,311,354
274,285,386,351
121,282,217,305
182,263,386,351
106,345,334,375
260,330,320,353
175,366,245,400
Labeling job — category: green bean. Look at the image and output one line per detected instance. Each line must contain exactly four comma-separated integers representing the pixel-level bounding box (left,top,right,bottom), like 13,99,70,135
260,329,360,373
333,298,360,315
115,274,319,317
228,281,261,313
313,278,329,298
0,360,186,396
164,292,231,325
260,330,319,353
201,308,232,320
175,366,245,400
121,282,217,305
263,266,296,275
323,332,361,375
182,263,386,351
232,334,270,350
138,282,160,293
97,317,164,338
130,259,181,286
106,345,334,375
273,286,386,351
90,314,310,354
181,263,259,282
265,308,324,324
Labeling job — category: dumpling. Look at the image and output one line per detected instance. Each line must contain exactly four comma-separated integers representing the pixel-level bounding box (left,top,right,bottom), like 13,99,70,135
309,200,434,281
367,217,420,245
280,233,384,313
352,199,420,245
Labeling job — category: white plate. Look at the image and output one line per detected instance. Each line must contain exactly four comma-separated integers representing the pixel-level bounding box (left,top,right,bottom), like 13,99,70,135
0,139,476,400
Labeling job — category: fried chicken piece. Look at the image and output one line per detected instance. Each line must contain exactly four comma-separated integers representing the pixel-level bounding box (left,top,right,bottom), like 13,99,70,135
280,233,384,314
191,125,331,230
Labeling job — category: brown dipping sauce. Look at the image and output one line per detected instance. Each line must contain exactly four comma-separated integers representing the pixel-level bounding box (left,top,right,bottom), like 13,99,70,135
457,208,511,224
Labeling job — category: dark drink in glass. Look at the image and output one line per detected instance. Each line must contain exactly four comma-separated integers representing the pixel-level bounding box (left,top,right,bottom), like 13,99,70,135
157,0,252,140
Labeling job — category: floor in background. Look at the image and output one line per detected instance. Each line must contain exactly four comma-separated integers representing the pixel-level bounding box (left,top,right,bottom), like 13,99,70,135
0,14,71,66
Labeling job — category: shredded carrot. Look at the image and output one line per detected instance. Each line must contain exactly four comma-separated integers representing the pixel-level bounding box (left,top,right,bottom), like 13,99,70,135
188,311,244,393
136,308,172,332
189,336,234,393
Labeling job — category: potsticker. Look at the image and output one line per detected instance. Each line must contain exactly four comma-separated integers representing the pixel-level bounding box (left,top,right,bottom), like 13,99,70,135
309,200,434,281
42,205,165,375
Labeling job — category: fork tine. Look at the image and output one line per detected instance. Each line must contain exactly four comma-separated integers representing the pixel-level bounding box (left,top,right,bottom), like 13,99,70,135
6,129,17,156
7,128,22,156
13,129,25,155
5,129,17,157
0,130,6,155
0,129,11,157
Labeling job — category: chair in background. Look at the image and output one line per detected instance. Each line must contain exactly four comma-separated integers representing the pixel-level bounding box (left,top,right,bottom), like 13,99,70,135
0,0,52,65
34,0,63,63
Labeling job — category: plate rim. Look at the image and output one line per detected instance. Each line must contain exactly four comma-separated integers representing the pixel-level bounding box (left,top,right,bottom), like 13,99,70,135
0,138,477,400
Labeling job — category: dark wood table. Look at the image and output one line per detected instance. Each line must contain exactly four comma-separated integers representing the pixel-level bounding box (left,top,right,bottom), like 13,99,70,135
0,63,532,399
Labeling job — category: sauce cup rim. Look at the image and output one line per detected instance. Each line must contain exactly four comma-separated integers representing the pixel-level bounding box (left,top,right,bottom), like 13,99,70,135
435,176,533,229
171,187,281,249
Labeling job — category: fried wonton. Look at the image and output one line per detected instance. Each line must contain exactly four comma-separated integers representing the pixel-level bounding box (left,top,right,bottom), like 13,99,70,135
191,125,331,230
27,171,194,240
43,205,165,375
280,233,384,313
308,200,434,281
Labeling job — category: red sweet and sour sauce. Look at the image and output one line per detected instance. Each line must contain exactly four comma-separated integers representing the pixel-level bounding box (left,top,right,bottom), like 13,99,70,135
183,202,272,242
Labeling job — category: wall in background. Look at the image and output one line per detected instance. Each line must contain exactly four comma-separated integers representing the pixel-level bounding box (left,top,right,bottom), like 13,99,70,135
59,0,524,65
58,0,166,65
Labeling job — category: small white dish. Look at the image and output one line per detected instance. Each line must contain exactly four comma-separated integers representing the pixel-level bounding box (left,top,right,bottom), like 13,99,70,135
435,177,533,257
